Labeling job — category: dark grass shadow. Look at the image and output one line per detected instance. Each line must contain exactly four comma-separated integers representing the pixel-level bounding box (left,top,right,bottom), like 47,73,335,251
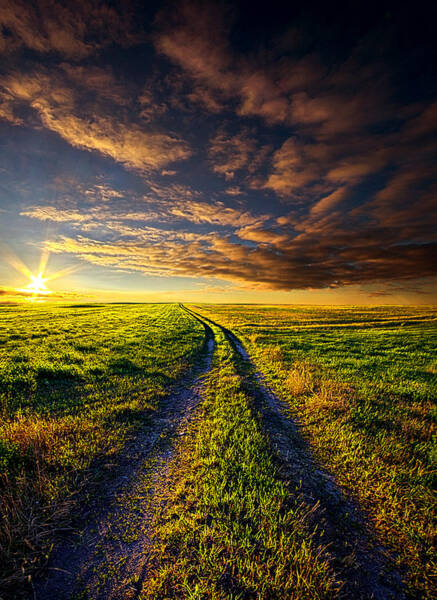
108,357,145,375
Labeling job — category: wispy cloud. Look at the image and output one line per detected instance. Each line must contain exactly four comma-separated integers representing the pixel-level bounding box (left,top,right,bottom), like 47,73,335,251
0,67,191,172
40,217,437,292
21,197,271,230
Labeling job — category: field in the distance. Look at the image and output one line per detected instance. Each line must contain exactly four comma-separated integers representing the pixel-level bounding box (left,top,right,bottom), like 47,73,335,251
0,303,435,599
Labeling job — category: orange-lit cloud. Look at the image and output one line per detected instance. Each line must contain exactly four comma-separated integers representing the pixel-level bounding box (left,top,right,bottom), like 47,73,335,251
39,111,191,171
41,223,436,292
21,198,270,230
153,0,392,133
0,68,191,172
262,138,315,196
309,187,350,217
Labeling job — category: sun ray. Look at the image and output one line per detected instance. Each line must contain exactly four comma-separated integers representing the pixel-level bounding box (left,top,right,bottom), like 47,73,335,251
1,243,34,280
3,244,79,299
38,245,50,277
27,273,50,294
45,264,81,282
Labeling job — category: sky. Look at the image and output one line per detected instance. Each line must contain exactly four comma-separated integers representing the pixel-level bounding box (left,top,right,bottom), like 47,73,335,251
0,0,436,304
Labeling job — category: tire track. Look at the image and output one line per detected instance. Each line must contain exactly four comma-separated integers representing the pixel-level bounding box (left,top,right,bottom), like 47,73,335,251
184,305,405,600
30,317,214,600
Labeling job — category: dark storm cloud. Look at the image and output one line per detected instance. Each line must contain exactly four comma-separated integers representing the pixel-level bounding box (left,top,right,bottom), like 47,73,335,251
1,0,436,293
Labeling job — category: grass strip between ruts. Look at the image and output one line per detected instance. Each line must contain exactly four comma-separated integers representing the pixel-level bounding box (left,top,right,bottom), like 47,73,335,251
140,322,337,599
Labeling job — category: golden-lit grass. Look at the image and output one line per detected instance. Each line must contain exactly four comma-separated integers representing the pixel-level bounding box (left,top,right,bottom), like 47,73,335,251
2,302,435,597
287,361,315,397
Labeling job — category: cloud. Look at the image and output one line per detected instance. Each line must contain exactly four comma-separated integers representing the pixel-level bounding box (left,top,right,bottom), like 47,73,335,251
262,96,437,202
308,187,351,218
0,0,138,58
0,68,192,172
401,100,437,139
164,199,270,227
154,3,284,124
60,64,130,105
186,85,225,113
138,88,168,122
367,290,393,297
2,0,436,297
155,0,321,126
208,129,255,179
236,225,289,245
154,1,234,92
146,182,201,201
262,138,316,197
86,184,125,202
0,286,84,299
20,147,436,292
225,186,244,196
154,0,437,211
21,197,271,230
154,0,393,132
39,111,191,171
208,128,271,180
20,206,92,224
42,212,437,292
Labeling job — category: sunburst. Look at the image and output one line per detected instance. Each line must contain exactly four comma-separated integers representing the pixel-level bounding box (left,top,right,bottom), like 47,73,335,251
2,244,80,300
23,273,51,295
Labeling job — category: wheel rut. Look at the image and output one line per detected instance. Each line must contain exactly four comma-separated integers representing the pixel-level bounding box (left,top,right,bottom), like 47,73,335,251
185,306,405,600
30,318,214,600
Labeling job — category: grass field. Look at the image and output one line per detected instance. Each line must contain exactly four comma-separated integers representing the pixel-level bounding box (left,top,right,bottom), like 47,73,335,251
0,303,205,589
0,303,435,599
191,305,436,599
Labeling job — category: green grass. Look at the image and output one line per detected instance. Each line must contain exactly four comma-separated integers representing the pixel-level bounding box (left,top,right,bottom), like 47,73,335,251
2,302,435,598
0,303,205,589
140,319,337,599
191,305,436,599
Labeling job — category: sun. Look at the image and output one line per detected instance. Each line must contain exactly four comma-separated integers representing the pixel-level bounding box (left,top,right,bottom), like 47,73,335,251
15,271,52,297
4,245,81,301
25,272,51,295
